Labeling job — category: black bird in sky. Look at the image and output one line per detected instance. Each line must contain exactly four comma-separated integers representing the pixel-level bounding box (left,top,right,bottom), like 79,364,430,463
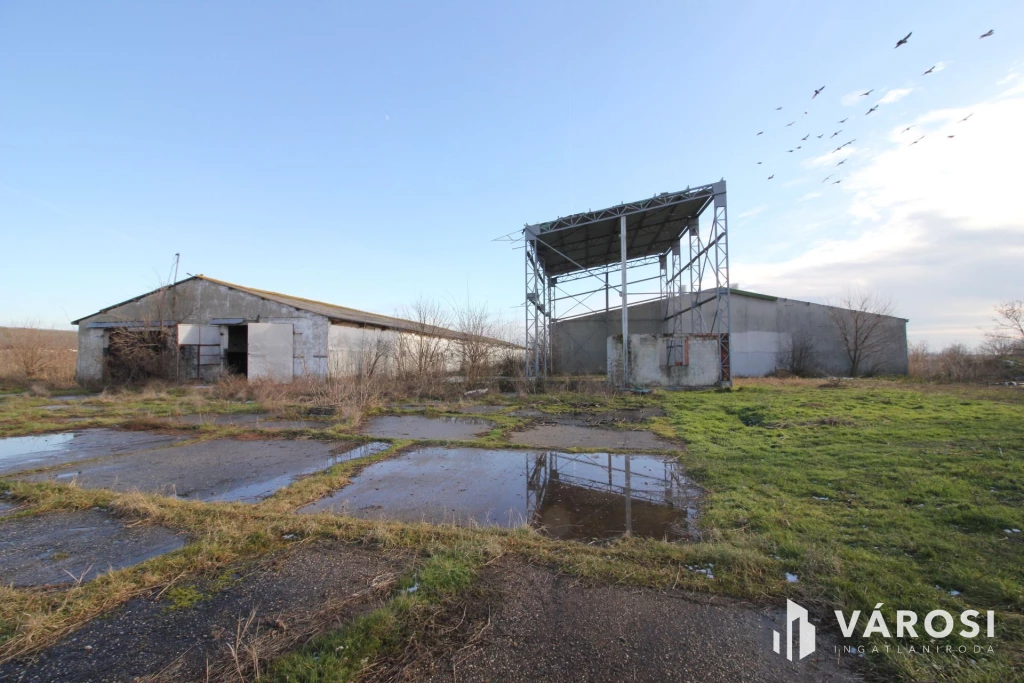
902,125,915,133
787,149,794,153
861,90,873,97
838,118,849,124
817,134,824,138
786,121,795,127
830,130,842,138
801,134,809,141
866,105,879,115
768,174,774,180
909,136,925,146
833,180,842,185
948,135,955,139
837,160,846,166
757,161,763,164
980,30,994,38
822,174,834,183
959,113,973,123
839,139,856,149
833,146,843,153
813,86,826,99
923,65,935,75
895,32,912,48
776,106,783,111
757,131,764,136
796,146,802,150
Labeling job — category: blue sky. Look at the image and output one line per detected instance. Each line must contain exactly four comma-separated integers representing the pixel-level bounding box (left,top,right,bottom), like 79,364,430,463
2,1,1021,346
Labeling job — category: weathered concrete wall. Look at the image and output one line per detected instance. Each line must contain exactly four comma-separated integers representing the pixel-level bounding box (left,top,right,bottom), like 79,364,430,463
76,327,105,383
75,279,329,383
607,334,720,387
554,302,665,375
556,291,909,377
327,324,401,377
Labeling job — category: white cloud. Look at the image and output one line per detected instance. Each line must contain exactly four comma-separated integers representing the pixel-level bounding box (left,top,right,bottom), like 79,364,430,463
736,204,768,220
996,71,1018,86
841,90,868,106
879,87,913,104
798,192,822,202
803,146,857,168
733,93,1024,347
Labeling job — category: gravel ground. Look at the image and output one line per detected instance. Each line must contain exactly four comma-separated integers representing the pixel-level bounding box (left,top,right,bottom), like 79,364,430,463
1,540,409,682
394,558,862,683
0,509,185,587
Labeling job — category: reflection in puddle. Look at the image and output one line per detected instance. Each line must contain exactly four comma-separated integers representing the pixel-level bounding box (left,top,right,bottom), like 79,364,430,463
0,433,75,462
299,448,700,541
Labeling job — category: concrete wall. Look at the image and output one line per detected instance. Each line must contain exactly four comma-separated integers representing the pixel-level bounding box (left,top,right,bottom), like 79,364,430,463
607,334,720,387
75,278,329,383
554,291,909,378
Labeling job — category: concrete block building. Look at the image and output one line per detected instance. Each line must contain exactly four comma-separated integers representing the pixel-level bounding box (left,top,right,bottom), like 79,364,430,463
73,276,506,384
554,289,909,379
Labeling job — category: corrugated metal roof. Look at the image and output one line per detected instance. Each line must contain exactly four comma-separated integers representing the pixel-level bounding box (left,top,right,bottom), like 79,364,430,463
74,276,515,346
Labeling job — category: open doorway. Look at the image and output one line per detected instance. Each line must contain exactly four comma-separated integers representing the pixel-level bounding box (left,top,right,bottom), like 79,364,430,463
225,325,248,376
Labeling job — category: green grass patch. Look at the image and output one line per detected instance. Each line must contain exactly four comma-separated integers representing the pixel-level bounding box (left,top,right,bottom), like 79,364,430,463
656,379,1024,681
266,550,479,682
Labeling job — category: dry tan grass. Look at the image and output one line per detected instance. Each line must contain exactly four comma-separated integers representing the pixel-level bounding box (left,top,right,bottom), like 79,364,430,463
0,326,77,389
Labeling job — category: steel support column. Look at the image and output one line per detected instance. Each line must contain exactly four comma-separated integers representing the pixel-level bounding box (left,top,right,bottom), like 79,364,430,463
619,215,629,387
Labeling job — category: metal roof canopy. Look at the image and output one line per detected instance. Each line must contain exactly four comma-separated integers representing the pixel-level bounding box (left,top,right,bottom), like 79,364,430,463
521,180,730,388
525,182,721,278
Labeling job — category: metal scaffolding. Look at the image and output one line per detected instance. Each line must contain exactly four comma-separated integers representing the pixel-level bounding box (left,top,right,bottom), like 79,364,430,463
522,180,731,386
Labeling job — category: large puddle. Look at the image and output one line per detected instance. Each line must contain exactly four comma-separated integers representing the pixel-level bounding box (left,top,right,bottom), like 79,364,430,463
22,439,389,503
361,415,495,440
299,447,700,541
0,509,185,587
0,430,184,475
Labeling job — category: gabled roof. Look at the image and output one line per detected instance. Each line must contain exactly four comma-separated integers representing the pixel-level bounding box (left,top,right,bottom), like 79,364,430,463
73,275,515,346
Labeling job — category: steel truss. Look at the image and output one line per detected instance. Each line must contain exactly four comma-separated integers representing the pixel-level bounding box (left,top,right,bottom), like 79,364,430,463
523,181,730,387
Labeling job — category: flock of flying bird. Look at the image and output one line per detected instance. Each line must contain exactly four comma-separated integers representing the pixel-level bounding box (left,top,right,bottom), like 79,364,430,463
759,29,996,185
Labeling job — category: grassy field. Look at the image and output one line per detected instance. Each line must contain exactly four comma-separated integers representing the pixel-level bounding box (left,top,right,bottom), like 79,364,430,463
0,377,1021,681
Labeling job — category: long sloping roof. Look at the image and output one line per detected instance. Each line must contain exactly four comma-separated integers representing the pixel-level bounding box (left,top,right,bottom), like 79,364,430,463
73,275,515,345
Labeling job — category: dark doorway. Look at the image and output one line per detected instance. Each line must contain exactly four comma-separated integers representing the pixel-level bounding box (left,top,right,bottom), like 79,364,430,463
225,325,248,376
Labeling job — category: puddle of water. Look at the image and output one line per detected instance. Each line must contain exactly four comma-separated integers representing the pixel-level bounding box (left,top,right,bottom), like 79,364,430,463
207,441,390,502
299,447,700,541
361,415,495,440
0,433,75,461
0,430,185,475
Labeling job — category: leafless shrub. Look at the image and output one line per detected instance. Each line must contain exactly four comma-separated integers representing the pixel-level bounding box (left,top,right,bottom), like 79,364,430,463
826,289,897,376
102,284,182,385
393,297,454,397
777,329,820,377
983,299,1024,359
907,341,1011,383
0,323,77,387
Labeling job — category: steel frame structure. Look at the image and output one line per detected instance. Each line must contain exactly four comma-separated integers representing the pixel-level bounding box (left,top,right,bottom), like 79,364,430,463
523,180,730,387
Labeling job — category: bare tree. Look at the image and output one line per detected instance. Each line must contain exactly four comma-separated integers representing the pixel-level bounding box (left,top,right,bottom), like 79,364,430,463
826,290,897,376
983,299,1024,356
394,297,454,394
777,328,820,377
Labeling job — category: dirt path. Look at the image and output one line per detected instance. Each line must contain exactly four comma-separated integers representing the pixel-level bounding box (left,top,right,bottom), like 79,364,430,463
391,558,862,683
